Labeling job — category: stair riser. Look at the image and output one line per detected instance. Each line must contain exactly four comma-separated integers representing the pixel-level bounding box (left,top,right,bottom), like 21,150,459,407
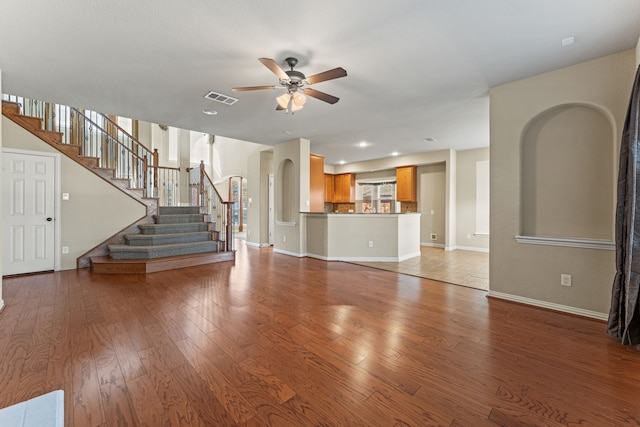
138,223,209,235
109,241,219,260
158,206,202,215
154,214,208,224
125,233,212,246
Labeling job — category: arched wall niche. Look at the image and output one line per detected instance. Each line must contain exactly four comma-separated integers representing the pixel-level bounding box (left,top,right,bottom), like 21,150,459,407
520,103,615,241
277,158,295,223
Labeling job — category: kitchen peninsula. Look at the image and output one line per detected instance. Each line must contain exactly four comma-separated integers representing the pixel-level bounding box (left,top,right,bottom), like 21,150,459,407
304,212,421,262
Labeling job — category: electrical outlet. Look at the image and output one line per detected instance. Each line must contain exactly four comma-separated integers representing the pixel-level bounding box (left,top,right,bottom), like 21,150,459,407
62,246,69,254
430,233,437,240
561,274,572,287
282,235,287,242
467,233,472,239
368,240,373,248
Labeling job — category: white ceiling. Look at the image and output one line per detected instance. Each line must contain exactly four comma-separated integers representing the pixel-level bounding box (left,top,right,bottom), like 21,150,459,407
1,1,639,165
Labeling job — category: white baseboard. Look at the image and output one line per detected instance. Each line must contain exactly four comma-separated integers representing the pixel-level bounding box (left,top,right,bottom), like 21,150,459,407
487,291,608,321
245,241,272,248
306,252,419,262
399,251,421,261
454,245,489,253
421,242,489,253
273,248,306,258
421,242,445,248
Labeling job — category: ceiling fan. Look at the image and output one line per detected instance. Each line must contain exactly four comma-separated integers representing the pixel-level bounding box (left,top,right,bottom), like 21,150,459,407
232,57,347,113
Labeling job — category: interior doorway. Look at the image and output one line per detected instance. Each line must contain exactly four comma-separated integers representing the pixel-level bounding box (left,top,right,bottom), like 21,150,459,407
2,150,58,275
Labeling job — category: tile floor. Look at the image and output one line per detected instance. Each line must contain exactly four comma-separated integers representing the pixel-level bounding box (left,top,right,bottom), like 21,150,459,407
349,246,489,290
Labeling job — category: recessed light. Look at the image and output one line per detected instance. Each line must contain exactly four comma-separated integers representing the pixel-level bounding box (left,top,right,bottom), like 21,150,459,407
202,109,218,116
357,141,368,147
424,137,436,142
284,131,291,134
339,160,346,165
391,151,399,156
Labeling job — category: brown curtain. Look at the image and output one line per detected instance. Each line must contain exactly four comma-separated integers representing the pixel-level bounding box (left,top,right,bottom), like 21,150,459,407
608,65,640,345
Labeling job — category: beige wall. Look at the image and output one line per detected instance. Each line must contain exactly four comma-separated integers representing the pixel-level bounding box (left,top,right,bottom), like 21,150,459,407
456,148,490,251
418,163,446,246
273,138,310,256
2,118,146,270
489,49,636,317
246,149,273,246
521,106,613,239
305,213,420,261
636,35,640,67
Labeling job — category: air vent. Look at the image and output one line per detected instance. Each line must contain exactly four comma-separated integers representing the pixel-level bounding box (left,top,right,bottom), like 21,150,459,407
204,91,238,105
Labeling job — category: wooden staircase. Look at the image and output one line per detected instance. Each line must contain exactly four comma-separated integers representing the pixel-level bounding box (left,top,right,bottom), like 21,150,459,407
2,100,234,274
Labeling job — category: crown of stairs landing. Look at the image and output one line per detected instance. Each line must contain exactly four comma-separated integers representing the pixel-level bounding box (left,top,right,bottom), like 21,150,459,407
90,206,234,274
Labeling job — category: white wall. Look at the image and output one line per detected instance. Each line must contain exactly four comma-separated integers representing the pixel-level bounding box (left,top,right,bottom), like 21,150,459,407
636,35,640,67
489,49,635,317
456,148,490,251
211,136,266,183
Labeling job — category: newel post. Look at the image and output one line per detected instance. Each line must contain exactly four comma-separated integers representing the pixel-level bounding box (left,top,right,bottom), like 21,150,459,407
199,161,206,207
153,149,159,189
226,202,233,251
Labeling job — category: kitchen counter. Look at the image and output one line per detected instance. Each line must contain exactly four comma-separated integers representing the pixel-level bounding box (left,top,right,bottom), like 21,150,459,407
303,212,421,261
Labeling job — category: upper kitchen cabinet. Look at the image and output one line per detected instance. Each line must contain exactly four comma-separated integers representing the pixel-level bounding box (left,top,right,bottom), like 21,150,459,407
310,154,325,212
334,173,355,203
396,165,417,202
324,173,334,203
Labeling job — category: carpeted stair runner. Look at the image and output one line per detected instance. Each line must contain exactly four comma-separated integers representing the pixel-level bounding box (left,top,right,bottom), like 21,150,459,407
108,206,220,260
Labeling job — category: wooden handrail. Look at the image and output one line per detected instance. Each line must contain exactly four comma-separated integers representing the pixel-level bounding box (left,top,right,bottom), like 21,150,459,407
199,162,227,203
71,107,148,162
99,113,155,154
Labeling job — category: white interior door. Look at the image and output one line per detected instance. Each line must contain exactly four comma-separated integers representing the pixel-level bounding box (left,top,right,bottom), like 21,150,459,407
2,151,56,275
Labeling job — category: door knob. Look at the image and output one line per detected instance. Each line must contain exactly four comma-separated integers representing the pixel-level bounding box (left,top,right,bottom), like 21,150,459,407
46,217,53,222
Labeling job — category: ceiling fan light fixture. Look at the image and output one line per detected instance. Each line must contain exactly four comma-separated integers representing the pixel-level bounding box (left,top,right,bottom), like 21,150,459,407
276,93,291,109
292,92,306,107
235,57,346,112
277,92,305,113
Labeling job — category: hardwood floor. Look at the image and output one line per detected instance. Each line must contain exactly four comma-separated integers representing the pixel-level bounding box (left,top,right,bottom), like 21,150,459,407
0,241,639,426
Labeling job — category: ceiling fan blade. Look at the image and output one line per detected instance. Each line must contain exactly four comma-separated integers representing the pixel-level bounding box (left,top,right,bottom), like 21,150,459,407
232,85,277,92
303,88,340,104
258,58,288,80
305,67,347,85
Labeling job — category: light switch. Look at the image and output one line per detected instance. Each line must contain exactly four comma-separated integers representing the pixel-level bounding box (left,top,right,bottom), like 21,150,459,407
62,193,70,200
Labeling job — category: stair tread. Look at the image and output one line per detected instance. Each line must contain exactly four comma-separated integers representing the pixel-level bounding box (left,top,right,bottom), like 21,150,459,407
109,240,216,251
126,231,211,239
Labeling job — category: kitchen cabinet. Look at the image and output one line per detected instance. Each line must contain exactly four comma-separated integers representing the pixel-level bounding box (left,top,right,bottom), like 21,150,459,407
333,173,355,203
324,174,334,203
396,165,417,202
310,154,324,212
